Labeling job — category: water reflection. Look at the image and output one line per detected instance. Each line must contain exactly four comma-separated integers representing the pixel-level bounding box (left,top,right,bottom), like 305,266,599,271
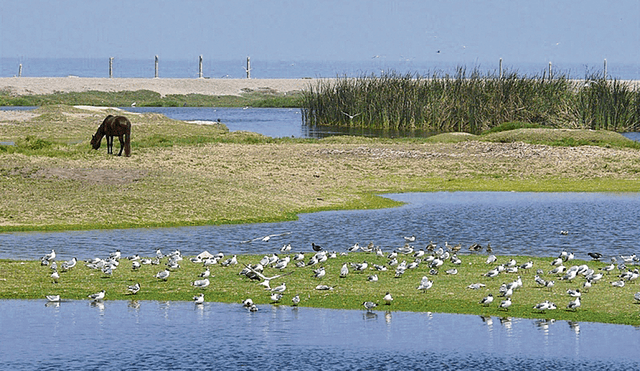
3,299,639,370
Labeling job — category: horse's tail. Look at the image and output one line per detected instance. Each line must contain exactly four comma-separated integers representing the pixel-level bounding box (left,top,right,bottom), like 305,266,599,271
124,121,131,157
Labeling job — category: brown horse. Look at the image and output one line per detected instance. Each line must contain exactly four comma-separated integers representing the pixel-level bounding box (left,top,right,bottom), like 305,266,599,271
91,115,131,157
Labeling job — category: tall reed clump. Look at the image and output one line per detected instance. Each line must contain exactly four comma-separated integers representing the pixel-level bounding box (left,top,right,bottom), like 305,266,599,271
301,68,640,134
575,73,640,132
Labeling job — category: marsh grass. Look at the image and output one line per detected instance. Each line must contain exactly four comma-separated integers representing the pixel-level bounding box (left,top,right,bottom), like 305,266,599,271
302,69,640,133
1,252,638,325
0,89,303,108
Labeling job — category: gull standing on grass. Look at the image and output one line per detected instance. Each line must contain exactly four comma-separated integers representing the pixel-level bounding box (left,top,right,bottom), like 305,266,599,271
155,269,170,281
292,295,300,306
363,301,378,311
340,264,349,278
270,293,283,303
479,294,494,306
499,297,512,311
88,290,106,301
42,249,56,262
270,282,286,293
567,296,581,311
128,283,141,294
192,278,210,289
383,292,393,305
193,293,205,305
51,270,60,283
417,276,433,291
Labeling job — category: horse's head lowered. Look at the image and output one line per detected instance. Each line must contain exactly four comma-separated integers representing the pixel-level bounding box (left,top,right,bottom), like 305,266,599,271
90,134,101,150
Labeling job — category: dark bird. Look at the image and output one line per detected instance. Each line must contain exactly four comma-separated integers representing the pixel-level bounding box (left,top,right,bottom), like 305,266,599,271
588,252,603,261
312,243,323,252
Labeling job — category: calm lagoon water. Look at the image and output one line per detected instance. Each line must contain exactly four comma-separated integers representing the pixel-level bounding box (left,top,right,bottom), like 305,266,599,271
1,192,639,261
2,106,640,140
1,299,639,370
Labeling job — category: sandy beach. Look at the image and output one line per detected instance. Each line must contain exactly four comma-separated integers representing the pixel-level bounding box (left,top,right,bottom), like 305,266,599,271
0,77,318,97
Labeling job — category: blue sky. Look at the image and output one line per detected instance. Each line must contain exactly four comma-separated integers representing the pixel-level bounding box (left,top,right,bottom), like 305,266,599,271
1,0,638,65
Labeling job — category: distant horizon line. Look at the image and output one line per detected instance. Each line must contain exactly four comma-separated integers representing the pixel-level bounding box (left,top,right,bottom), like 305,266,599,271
0,56,635,66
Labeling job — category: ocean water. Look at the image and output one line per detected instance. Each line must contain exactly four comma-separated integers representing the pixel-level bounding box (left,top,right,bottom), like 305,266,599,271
2,57,639,80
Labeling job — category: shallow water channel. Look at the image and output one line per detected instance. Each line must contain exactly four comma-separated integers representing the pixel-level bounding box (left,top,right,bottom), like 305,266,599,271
2,192,639,260
1,192,640,369
1,299,639,370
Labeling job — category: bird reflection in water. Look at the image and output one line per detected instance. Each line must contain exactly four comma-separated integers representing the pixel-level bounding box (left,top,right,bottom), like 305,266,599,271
568,321,580,335
128,300,140,310
363,311,378,320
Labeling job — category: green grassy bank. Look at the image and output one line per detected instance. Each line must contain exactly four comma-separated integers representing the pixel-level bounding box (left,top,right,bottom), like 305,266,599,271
1,252,638,325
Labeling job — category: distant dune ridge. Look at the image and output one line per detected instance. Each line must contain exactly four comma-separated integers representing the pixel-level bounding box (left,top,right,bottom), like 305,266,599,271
0,77,317,97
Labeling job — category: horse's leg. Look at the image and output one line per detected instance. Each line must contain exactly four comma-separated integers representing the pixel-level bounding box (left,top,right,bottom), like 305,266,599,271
107,135,113,154
117,135,125,156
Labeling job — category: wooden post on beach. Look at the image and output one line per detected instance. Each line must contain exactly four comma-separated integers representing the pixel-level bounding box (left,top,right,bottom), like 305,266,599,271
604,58,607,79
246,56,251,79
18,64,22,77
548,61,552,79
109,57,113,78
155,55,159,78
499,58,503,79
199,55,203,78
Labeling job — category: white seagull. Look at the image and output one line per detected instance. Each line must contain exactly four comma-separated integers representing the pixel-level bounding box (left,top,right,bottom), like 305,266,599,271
315,285,334,290
270,282,286,293
199,268,211,278
611,280,625,287
313,267,326,279
480,294,494,306
383,292,393,305
127,282,140,294
154,269,170,281
499,297,512,311
61,257,77,270
270,293,283,302
567,296,581,311
242,298,254,307
193,293,205,304
340,263,349,278
192,278,210,289
88,290,106,301
417,276,433,291
467,283,486,290
404,235,416,242
342,111,362,120
46,295,60,302
292,294,300,306
363,301,378,311
43,249,56,262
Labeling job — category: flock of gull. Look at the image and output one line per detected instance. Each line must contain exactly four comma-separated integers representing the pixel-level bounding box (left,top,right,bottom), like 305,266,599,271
39,233,640,317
